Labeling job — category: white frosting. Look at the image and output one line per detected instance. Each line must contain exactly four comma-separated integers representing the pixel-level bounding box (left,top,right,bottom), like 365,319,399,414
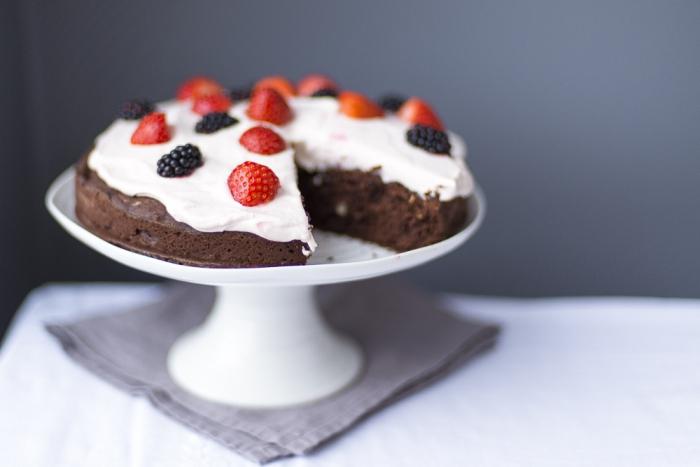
281,98,473,201
87,98,475,253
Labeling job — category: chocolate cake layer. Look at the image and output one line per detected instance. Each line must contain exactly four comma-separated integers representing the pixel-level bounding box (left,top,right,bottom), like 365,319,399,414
298,168,469,252
75,156,309,268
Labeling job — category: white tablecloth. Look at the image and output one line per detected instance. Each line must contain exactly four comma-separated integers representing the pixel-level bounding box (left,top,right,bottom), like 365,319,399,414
1,284,699,467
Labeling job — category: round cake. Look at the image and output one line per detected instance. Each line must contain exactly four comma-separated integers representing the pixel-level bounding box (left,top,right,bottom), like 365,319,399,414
75,74,476,267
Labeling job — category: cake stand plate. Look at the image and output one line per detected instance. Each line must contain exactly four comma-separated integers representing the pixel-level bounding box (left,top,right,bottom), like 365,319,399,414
46,168,485,407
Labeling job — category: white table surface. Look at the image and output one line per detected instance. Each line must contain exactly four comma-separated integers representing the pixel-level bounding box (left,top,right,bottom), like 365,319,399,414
1,284,699,467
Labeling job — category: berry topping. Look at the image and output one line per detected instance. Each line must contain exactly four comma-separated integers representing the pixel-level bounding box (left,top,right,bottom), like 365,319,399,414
130,112,170,145
297,74,339,96
192,94,232,115
246,88,293,125
377,94,406,113
338,91,384,119
229,85,252,101
406,124,451,155
397,97,444,131
176,76,225,101
253,76,296,98
195,112,239,134
156,144,203,177
311,88,339,98
228,161,280,206
239,126,287,155
119,99,154,120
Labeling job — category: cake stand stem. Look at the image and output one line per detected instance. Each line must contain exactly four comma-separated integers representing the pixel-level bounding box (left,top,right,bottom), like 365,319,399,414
167,284,363,408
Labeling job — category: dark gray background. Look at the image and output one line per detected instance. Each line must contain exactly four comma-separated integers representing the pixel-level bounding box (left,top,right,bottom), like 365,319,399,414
2,0,699,337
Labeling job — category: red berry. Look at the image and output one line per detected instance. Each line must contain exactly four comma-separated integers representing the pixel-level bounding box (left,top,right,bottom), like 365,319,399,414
297,74,339,96
130,112,170,145
338,91,384,119
253,76,296,98
228,161,280,207
192,94,231,115
239,126,287,155
177,76,224,101
246,88,293,125
397,97,444,131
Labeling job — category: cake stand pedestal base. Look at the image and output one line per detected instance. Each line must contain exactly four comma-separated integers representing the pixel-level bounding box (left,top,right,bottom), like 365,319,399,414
167,284,363,408
47,168,485,408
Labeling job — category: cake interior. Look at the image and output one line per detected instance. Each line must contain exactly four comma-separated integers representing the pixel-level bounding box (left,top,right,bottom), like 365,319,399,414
298,168,468,252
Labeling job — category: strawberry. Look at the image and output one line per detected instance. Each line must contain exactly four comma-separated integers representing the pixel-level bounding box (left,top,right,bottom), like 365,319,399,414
397,97,444,131
297,74,339,96
246,88,293,125
239,126,286,155
176,76,225,101
192,94,231,115
253,76,296,98
130,112,170,145
228,161,280,206
338,91,384,119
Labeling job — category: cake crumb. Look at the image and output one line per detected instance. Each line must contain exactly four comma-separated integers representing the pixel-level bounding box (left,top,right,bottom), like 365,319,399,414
335,202,348,217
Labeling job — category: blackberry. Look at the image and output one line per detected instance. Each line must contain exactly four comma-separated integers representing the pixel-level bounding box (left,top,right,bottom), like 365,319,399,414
406,125,451,155
119,99,154,120
311,88,338,98
157,144,203,177
229,85,252,101
378,94,406,112
195,112,239,134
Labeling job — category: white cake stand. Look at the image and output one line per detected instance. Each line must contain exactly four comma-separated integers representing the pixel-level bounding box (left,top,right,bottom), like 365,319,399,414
46,167,485,408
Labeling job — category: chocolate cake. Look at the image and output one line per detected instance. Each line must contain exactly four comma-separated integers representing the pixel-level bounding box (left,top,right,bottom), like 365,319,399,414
75,155,308,267
75,74,476,267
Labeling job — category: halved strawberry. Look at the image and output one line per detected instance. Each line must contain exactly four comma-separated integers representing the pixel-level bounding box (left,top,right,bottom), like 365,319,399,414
228,161,280,206
130,112,170,145
397,97,444,130
297,74,339,96
253,76,296,98
338,91,384,119
176,76,225,101
192,94,231,115
246,88,293,125
239,126,287,155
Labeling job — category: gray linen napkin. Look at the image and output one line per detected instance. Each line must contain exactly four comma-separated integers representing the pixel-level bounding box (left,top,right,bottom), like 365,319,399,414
46,280,499,464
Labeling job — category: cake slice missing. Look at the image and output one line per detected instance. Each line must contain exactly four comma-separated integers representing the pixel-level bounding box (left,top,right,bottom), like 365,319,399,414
75,74,475,267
